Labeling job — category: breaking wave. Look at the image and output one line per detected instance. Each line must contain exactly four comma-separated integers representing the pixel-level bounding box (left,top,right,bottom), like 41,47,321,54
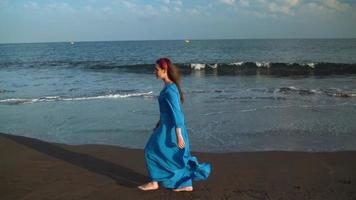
2,60,356,76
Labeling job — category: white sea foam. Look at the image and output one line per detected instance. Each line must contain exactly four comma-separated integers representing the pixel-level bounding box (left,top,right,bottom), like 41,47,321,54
0,98,30,104
208,64,218,69
240,108,257,112
200,111,225,116
230,62,244,66
288,86,298,90
305,62,316,68
191,63,206,70
255,62,270,68
0,92,153,105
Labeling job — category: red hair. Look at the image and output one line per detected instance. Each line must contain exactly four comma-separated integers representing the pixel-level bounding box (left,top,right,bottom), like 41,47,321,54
156,58,170,71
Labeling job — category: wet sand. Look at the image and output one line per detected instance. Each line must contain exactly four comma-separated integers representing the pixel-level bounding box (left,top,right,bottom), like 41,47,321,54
1,132,355,200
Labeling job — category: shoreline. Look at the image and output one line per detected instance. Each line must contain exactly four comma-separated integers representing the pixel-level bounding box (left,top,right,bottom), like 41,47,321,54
1,132,355,199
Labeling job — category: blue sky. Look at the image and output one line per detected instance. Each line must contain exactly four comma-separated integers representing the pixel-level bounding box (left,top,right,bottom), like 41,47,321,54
1,0,356,43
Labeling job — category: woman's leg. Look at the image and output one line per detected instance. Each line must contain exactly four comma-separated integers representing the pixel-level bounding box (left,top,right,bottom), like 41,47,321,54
138,144,161,191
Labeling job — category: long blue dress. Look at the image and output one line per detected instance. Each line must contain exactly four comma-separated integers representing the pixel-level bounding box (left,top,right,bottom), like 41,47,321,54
144,83,211,189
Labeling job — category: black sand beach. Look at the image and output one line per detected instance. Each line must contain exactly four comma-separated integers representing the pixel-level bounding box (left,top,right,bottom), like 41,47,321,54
1,132,356,199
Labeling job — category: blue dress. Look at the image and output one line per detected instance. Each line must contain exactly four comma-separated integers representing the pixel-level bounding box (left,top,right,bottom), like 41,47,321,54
144,83,211,189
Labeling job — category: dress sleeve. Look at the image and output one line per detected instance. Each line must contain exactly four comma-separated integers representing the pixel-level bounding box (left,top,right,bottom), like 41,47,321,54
165,89,184,128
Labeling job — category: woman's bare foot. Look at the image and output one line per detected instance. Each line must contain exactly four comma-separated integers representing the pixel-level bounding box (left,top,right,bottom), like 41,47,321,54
172,186,193,192
137,181,159,191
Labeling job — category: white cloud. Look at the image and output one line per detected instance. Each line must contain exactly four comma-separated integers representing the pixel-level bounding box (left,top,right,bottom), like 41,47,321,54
286,0,299,7
144,4,154,11
157,0,183,14
162,0,182,7
44,2,75,13
113,0,184,16
223,0,354,17
174,6,181,13
218,0,235,6
268,2,294,15
100,6,112,15
298,0,353,15
24,1,39,10
239,0,249,7
251,0,301,16
23,1,76,13
305,2,324,11
172,0,183,7
123,1,136,8
324,0,351,12
186,8,200,15
160,5,169,13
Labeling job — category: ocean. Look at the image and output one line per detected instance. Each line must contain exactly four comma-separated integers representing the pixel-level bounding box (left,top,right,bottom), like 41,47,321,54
0,39,356,152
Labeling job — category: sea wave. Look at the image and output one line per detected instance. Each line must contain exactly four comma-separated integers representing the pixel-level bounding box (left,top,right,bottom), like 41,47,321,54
0,91,153,105
1,60,356,76
275,86,356,97
188,86,356,98
211,86,356,101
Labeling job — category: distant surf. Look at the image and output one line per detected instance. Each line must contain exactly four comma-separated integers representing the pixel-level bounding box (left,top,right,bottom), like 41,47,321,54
2,60,356,76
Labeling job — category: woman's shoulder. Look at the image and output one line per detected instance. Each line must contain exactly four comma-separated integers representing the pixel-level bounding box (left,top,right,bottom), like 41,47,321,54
163,83,178,95
166,83,178,92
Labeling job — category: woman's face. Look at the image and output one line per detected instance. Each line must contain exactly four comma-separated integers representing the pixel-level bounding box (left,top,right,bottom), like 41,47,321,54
154,64,166,80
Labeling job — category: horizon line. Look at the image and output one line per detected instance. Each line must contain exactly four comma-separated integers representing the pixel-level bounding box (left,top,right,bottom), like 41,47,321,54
1,37,356,45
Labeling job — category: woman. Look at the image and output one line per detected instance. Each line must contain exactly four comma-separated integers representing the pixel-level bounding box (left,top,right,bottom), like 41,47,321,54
138,58,211,192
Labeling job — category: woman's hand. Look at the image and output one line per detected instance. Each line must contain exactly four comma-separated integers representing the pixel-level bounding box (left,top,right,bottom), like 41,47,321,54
177,135,185,149
176,128,185,149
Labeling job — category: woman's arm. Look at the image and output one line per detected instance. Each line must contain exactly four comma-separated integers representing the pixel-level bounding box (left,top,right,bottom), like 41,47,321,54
165,89,185,149
164,90,184,128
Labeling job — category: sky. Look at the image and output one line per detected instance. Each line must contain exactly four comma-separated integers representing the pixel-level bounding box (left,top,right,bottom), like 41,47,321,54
0,0,356,43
